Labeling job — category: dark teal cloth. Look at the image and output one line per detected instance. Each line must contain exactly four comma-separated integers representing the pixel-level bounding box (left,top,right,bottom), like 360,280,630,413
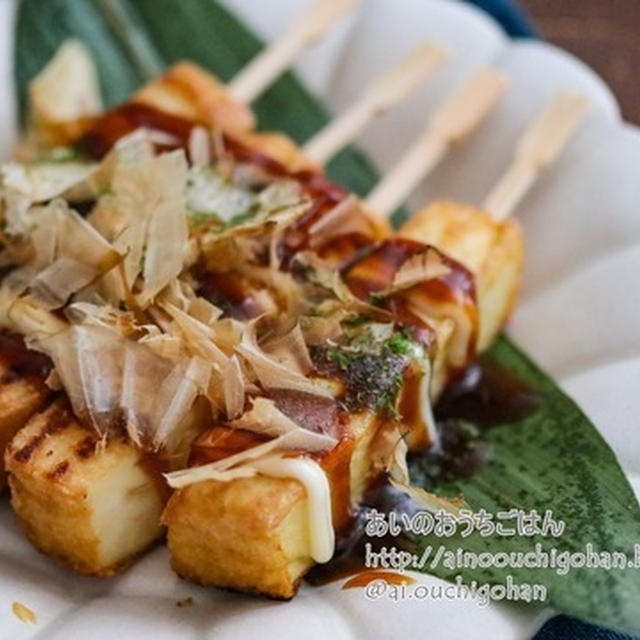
536,615,636,640
465,0,536,37
463,2,636,638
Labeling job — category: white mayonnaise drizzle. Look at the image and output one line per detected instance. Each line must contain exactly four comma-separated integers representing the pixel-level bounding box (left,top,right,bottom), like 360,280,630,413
251,455,335,563
165,446,336,563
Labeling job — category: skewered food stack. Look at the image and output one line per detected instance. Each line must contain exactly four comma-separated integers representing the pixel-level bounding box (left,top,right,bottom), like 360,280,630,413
0,4,585,600
1,76,483,579
0,10,454,575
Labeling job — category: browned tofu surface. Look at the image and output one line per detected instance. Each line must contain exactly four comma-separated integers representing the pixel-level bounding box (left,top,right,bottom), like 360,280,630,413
6,400,170,576
165,475,309,599
133,61,255,135
164,412,385,598
399,200,523,349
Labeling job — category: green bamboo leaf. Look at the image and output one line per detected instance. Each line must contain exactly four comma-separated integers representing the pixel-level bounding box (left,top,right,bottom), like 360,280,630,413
409,337,640,634
13,0,640,634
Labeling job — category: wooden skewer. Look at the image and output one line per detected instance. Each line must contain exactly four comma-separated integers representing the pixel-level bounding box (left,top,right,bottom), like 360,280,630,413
365,68,508,218
483,92,588,221
228,0,361,104
303,44,448,164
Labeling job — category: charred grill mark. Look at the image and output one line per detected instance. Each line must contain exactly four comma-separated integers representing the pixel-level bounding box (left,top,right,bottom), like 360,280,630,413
12,404,72,463
45,460,70,480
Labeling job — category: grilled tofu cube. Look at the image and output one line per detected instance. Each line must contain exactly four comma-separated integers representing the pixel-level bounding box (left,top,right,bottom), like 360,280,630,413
399,201,523,350
0,334,52,491
165,474,311,599
6,400,170,576
163,411,382,599
132,61,255,136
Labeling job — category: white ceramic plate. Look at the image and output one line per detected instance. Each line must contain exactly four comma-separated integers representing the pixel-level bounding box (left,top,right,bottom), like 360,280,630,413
1,0,638,638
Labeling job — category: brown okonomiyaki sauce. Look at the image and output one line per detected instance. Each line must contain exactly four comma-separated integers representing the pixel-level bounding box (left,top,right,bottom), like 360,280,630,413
190,389,356,532
306,357,541,587
342,570,415,589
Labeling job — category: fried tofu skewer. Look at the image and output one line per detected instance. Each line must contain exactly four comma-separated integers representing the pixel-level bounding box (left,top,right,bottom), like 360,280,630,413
400,92,588,349
315,70,508,399
163,246,478,598
113,0,445,164
2,74,500,582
